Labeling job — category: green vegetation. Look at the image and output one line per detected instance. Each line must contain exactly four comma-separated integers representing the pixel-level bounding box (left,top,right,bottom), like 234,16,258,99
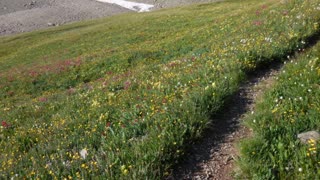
238,40,320,179
0,0,319,179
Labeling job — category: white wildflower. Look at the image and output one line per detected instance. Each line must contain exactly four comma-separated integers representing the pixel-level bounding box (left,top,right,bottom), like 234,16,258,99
264,37,272,43
240,39,247,44
80,149,88,159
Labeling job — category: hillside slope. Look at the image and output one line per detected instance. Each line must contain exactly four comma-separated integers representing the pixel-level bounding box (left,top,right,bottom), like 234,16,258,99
0,0,319,179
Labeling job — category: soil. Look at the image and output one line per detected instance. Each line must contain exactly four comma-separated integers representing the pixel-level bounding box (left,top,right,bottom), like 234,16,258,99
168,62,283,179
0,0,220,36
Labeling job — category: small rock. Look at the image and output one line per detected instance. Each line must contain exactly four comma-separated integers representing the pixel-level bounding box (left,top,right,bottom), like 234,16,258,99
47,22,55,26
224,156,233,164
30,1,36,6
297,131,320,144
194,175,201,180
3,6,7,10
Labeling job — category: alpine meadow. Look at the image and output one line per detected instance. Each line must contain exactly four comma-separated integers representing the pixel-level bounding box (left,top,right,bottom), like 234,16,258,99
0,0,320,179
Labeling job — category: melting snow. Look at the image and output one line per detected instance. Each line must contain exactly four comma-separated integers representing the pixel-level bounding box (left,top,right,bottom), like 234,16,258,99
96,0,154,12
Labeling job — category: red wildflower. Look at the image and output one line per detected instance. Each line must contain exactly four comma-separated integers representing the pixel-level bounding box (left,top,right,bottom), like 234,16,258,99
29,71,38,77
38,97,48,102
1,121,10,128
256,10,261,16
106,122,111,127
261,5,268,9
67,88,76,95
124,81,131,90
253,20,263,26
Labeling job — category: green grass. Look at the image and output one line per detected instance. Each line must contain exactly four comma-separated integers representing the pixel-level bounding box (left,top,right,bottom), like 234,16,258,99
238,38,320,179
0,0,319,179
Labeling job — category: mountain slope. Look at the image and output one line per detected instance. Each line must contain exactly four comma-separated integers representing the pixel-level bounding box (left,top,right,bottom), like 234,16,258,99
0,0,319,178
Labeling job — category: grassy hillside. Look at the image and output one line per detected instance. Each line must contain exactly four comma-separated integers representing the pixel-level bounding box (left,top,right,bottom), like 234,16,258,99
0,0,319,178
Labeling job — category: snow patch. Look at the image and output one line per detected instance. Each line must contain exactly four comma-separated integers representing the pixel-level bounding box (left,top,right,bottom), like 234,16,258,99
96,0,154,12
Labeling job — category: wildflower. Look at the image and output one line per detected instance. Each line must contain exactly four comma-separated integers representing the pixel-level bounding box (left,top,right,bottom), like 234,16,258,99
76,172,80,178
240,39,247,44
122,169,128,175
253,20,263,26
81,163,86,168
67,88,76,95
261,5,267,9
298,167,302,172
282,10,288,16
264,37,272,43
124,81,131,90
91,100,100,107
1,121,10,128
38,97,48,102
79,149,88,159
120,165,129,175
45,162,52,169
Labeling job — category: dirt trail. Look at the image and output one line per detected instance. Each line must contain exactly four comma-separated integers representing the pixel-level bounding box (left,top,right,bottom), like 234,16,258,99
169,62,283,179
